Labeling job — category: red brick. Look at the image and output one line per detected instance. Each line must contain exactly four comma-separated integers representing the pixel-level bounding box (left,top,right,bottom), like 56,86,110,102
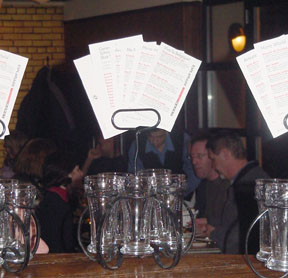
15,27,34,33
0,41,13,47
32,15,52,20
26,8,36,14
43,21,62,27
24,21,42,27
33,27,52,33
46,8,56,14
12,14,33,20
14,41,33,47
36,8,46,14
3,34,22,40
3,21,23,27
0,27,14,33
42,33,61,40
16,8,26,14
32,40,52,47
22,34,42,40
7,8,17,14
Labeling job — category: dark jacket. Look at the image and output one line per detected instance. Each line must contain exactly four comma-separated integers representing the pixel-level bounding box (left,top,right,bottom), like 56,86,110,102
211,161,269,254
36,190,74,253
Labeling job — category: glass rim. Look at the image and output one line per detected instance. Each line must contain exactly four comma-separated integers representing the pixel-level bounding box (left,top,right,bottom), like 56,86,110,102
256,178,288,183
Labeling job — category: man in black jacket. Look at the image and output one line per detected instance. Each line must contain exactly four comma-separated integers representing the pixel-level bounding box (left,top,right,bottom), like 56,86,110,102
205,131,269,254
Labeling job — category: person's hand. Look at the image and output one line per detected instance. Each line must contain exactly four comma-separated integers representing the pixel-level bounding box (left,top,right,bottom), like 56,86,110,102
36,238,49,254
195,218,215,237
87,146,102,161
206,224,215,236
30,217,49,254
195,218,208,237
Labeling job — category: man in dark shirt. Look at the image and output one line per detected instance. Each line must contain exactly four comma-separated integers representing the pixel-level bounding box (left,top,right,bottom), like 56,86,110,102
206,131,269,254
128,128,200,196
189,132,230,249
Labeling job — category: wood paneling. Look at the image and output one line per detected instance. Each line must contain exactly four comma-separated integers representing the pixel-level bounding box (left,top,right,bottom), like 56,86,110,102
64,2,203,135
64,3,202,62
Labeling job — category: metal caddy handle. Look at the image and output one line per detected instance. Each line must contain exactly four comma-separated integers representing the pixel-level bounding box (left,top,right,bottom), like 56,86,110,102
0,120,6,138
0,204,40,273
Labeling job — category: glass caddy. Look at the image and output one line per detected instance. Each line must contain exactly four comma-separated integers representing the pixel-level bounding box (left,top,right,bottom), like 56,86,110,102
0,179,40,273
78,171,195,270
245,179,288,278
77,108,195,270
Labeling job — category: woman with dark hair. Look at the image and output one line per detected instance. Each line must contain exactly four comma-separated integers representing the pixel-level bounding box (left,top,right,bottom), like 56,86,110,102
13,137,57,184
36,152,84,253
0,130,29,178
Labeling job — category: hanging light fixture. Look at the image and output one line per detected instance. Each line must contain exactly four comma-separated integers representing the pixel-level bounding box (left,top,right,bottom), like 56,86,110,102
228,23,246,53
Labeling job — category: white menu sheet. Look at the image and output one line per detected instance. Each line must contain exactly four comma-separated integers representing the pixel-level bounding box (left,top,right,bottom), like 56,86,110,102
73,54,123,139
237,34,288,138
75,36,201,139
134,42,201,132
0,50,28,139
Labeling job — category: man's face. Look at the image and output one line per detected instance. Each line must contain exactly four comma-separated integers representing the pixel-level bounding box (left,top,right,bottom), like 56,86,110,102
208,148,228,178
148,130,167,150
190,140,212,179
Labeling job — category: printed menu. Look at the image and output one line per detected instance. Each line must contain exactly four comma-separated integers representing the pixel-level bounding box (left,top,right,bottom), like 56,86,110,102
236,35,288,138
0,50,28,139
74,35,202,139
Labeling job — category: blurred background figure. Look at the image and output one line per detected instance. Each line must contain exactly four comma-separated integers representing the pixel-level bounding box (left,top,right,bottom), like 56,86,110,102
206,131,269,254
82,134,127,176
13,137,57,185
0,130,28,178
36,151,84,253
128,128,199,198
188,131,230,250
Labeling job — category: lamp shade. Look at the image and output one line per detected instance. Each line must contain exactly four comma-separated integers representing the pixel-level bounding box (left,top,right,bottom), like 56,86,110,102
228,23,246,52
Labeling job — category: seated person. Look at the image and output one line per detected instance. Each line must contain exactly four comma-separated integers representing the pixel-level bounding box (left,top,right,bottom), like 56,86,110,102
205,131,270,254
36,152,84,253
82,134,127,176
0,130,28,179
128,128,200,196
13,137,57,185
189,131,230,247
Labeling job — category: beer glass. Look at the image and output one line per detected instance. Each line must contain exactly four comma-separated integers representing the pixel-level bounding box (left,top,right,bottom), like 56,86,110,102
255,179,271,262
154,174,188,252
265,180,288,272
137,169,171,244
84,173,124,254
120,175,154,256
4,183,36,263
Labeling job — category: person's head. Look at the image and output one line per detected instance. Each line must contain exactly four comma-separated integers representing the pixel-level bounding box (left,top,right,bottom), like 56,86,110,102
41,152,78,189
147,129,168,151
3,130,28,161
189,131,218,180
206,131,247,179
13,138,57,181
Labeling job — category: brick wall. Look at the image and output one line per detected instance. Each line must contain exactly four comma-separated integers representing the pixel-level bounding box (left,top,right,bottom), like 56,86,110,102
0,4,65,168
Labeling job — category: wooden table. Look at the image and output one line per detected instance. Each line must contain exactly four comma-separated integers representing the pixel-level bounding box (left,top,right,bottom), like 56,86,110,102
1,253,283,278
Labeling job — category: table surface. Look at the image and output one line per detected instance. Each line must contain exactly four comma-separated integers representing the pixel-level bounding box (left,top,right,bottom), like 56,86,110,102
1,253,283,278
